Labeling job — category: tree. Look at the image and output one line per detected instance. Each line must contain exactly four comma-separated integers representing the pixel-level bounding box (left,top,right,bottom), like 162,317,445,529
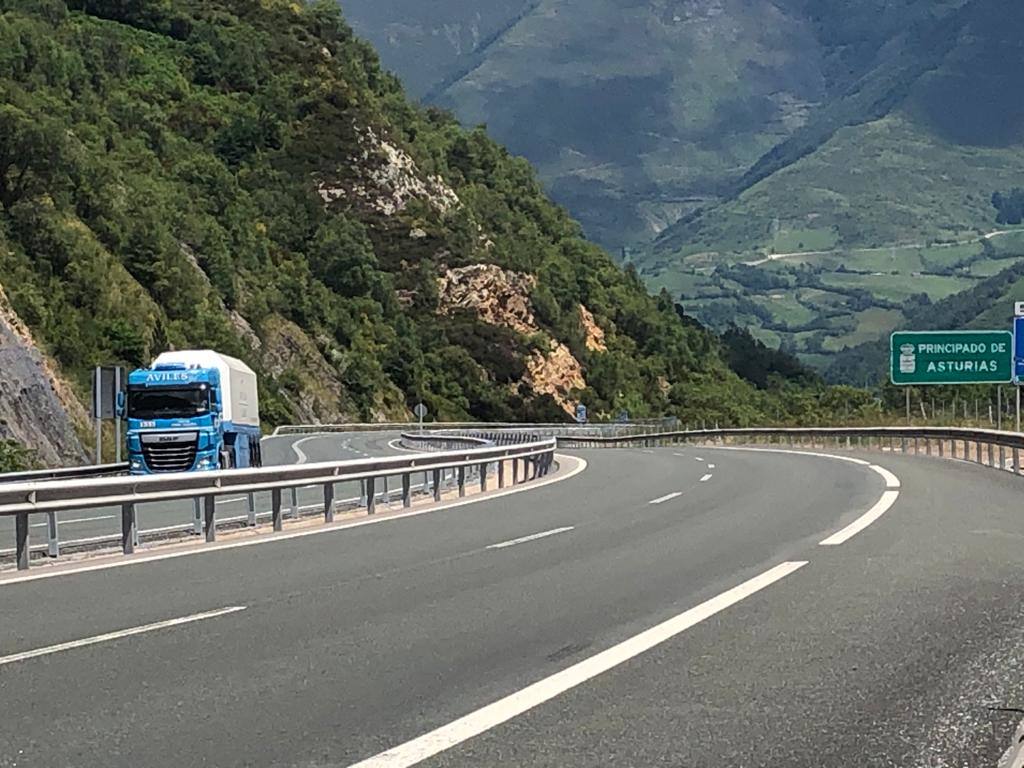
0,105,69,209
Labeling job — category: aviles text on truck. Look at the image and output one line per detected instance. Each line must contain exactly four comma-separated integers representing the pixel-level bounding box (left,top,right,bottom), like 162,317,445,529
123,350,261,474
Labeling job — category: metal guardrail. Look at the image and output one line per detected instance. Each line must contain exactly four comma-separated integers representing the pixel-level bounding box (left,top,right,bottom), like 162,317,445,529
556,425,1024,473
1,439,556,571
272,419,678,437
0,462,129,484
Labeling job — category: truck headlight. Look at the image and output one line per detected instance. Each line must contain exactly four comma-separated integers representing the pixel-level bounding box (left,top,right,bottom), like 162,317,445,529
195,456,216,471
130,457,142,470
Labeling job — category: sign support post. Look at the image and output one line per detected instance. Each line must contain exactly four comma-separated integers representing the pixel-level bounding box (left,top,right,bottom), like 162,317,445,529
93,366,102,465
905,387,911,425
114,366,122,463
998,386,1003,431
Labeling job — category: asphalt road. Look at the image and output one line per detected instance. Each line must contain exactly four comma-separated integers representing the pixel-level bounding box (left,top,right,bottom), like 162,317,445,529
2,446,1024,767
0,431,407,555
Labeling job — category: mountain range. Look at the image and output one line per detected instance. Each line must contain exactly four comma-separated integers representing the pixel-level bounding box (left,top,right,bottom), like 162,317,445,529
341,0,1024,373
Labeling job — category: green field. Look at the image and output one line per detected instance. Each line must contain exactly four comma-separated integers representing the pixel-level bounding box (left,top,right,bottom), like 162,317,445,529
818,271,976,302
749,294,816,326
823,308,903,352
769,227,839,254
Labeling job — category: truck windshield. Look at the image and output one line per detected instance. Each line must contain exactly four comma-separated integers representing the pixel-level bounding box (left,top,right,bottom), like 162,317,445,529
127,387,209,420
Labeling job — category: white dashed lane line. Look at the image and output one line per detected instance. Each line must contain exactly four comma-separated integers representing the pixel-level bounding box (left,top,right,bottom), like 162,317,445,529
699,474,713,483
707,464,715,469
649,492,683,505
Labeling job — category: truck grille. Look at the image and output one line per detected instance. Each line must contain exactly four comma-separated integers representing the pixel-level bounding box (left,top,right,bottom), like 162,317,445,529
140,432,198,473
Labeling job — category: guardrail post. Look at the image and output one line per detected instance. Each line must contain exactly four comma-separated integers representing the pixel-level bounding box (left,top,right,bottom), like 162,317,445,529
513,459,520,484
290,487,299,519
938,439,944,458
203,495,216,542
976,441,983,464
432,468,442,501
359,479,367,507
479,463,488,492
913,437,919,454
247,492,257,527
988,442,995,468
458,466,466,497
324,482,335,523
46,512,59,558
121,502,136,555
192,498,202,535
402,473,412,508
1014,447,1021,474
925,438,931,456
15,511,29,570
366,477,376,514
999,445,1006,470
498,460,506,488
900,437,907,454
272,488,283,532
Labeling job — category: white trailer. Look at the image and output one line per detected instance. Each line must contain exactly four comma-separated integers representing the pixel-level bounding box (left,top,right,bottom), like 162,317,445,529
151,350,259,427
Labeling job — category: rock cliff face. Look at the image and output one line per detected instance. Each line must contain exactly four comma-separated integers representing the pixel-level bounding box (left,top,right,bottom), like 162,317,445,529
437,264,604,415
0,283,88,466
319,128,460,217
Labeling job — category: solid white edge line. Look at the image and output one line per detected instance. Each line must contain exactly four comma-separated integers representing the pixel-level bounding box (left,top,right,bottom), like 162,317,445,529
648,491,683,505
291,435,319,465
487,526,575,550
0,455,588,587
698,445,902,546
869,464,901,489
346,561,809,768
819,490,900,546
705,446,872,466
699,474,713,482
0,606,247,666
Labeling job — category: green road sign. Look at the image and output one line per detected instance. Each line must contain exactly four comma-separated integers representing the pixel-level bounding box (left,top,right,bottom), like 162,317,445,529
890,330,1012,385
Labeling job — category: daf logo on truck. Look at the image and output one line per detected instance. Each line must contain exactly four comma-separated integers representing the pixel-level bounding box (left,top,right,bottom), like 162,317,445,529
123,350,262,474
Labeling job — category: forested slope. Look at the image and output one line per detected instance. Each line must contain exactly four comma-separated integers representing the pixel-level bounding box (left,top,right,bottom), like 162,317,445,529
0,0,845,440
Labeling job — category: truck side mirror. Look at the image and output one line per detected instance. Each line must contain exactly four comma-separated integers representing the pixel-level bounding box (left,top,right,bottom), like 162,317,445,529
116,391,126,419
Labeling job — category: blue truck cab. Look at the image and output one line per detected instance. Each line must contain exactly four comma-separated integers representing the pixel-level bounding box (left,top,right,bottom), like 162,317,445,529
124,350,261,474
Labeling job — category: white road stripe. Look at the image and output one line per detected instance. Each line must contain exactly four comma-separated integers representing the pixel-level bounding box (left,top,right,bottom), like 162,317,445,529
291,436,319,465
648,492,683,505
694,457,704,462
30,514,115,529
346,561,808,768
707,464,715,469
819,490,900,546
0,606,246,666
868,464,901,489
673,453,686,457
487,527,575,550
699,474,713,482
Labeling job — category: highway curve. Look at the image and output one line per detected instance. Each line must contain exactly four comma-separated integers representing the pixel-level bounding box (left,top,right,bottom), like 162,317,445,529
1,446,1024,766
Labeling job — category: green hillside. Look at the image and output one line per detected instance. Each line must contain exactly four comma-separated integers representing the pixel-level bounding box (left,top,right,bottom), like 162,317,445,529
636,0,1024,370
0,0,857,433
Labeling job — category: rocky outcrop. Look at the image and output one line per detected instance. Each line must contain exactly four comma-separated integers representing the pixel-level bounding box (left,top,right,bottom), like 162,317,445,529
437,264,537,334
436,264,593,415
259,315,357,423
579,304,606,352
0,283,88,466
525,342,586,414
259,315,408,423
318,128,460,216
